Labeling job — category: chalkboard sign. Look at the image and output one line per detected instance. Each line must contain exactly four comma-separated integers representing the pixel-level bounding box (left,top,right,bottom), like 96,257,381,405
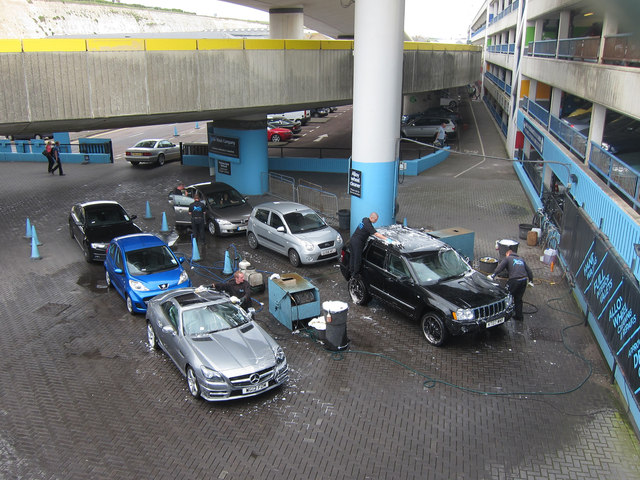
217,159,231,175
560,197,640,405
349,168,361,198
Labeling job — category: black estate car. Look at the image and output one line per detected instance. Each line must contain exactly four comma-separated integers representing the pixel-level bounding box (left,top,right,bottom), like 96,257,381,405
69,201,141,262
339,225,514,346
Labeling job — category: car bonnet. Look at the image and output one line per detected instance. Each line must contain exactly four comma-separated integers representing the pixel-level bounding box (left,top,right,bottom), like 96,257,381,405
189,322,277,374
85,223,141,243
421,271,508,309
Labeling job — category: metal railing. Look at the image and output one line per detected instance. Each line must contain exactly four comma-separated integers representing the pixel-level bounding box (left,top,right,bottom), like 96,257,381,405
484,71,512,97
266,172,296,201
557,36,600,62
297,180,339,225
488,0,518,26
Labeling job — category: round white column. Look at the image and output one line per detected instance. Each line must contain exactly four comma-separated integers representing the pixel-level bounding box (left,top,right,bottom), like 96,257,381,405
269,7,304,39
350,0,405,231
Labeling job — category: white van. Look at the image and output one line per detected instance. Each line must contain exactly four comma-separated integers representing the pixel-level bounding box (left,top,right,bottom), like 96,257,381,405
268,110,310,126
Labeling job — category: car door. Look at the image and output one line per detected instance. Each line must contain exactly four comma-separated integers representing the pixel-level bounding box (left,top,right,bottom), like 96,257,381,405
382,251,419,317
172,187,196,225
250,207,270,245
155,300,181,363
158,140,181,161
106,243,127,296
69,205,85,243
265,210,289,254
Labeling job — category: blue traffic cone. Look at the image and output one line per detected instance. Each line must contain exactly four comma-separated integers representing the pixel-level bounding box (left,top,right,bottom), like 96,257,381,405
191,237,201,262
30,235,42,260
160,212,169,232
223,250,233,275
195,122,200,129
24,218,32,239
403,217,407,227
173,126,179,136
31,225,42,246
144,201,154,219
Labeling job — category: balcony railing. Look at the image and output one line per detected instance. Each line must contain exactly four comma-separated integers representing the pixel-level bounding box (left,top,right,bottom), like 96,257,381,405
484,71,512,97
488,0,519,26
557,36,600,62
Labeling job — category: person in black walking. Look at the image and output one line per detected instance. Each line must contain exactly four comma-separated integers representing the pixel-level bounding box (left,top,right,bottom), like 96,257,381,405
349,212,387,275
50,141,64,176
44,141,55,173
490,249,533,320
211,270,252,311
189,193,206,246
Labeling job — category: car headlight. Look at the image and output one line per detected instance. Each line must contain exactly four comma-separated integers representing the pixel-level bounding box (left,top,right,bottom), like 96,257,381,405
128,279,149,292
273,346,286,364
90,242,109,250
506,294,514,308
302,241,314,252
216,219,233,227
178,270,189,284
336,233,343,244
453,308,475,321
201,366,224,382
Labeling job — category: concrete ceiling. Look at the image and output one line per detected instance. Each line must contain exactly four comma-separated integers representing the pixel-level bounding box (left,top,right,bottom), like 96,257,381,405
223,0,356,38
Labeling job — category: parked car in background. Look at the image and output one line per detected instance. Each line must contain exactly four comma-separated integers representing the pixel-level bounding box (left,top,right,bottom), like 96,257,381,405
267,118,302,134
267,126,293,143
247,201,343,267
268,110,310,126
339,225,514,346
168,181,252,236
7,132,54,141
69,200,141,262
401,117,456,140
125,139,180,166
402,107,462,125
310,107,329,117
104,233,191,314
146,286,288,401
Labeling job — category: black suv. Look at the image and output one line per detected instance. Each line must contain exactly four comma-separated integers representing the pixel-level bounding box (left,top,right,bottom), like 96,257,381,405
339,225,514,346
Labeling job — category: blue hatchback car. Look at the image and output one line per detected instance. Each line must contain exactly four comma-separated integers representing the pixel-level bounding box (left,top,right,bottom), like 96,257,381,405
104,233,191,313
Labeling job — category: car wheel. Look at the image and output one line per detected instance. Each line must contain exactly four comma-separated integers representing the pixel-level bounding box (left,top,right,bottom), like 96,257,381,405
157,154,165,166
208,219,218,236
247,232,259,249
105,270,111,287
126,295,134,314
83,242,92,263
421,312,448,346
147,321,158,350
270,134,281,143
348,276,371,305
186,366,201,398
288,249,301,267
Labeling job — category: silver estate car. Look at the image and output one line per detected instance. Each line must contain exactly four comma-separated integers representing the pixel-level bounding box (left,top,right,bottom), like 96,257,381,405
246,201,343,267
146,287,288,401
125,139,181,166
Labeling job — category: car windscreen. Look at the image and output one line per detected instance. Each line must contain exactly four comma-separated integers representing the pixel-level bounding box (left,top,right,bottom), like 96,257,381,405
133,141,157,148
182,303,249,336
406,248,470,284
85,204,130,225
125,245,178,275
284,211,326,234
207,188,246,208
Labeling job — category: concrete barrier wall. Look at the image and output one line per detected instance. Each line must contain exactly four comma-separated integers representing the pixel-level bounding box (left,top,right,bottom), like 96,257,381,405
0,39,481,135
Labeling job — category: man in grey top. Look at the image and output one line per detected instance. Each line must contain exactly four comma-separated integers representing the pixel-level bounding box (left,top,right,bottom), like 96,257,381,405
435,122,447,147
490,249,533,320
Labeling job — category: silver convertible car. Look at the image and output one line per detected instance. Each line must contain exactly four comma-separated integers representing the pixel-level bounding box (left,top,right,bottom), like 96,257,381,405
246,201,343,266
125,139,181,166
146,287,288,401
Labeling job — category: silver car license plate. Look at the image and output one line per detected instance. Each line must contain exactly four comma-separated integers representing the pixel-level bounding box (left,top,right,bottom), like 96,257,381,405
243,382,268,395
486,317,505,328
322,247,336,255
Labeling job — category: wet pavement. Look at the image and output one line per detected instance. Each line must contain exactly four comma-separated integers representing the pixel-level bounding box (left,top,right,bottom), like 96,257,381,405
0,100,639,480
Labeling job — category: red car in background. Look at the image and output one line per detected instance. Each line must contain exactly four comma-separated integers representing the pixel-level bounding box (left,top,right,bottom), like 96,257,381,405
267,127,293,143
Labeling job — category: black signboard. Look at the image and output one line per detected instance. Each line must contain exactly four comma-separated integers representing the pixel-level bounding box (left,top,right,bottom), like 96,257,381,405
349,168,362,198
523,118,544,155
209,135,239,158
560,198,640,404
217,159,231,175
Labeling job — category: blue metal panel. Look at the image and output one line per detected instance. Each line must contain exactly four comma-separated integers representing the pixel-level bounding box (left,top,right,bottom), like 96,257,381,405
268,273,321,330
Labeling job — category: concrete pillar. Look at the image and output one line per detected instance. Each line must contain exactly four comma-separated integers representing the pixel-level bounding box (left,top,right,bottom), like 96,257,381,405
599,12,618,63
269,7,304,39
586,103,606,166
550,87,562,118
206,118,269,196
350,0,405,232
556,10,570,57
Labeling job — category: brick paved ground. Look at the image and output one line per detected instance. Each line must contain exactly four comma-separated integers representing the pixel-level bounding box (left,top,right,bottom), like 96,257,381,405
0,100,638,479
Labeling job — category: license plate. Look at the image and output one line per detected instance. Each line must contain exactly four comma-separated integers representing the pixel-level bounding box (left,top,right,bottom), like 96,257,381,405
486,317,505,328
237,226,247,231
322,248,336,255
243,382,268,394
131,152,142,156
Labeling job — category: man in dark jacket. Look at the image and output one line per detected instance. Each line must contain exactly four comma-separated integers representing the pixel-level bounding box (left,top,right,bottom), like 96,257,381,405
212,271,251,310
491,250,533,320
349,212,387,275
189,193,206,246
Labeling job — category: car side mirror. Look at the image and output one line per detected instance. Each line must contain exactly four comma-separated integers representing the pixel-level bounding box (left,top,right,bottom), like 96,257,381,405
114,267,123,275
178,256,185,264
162,325,176,335
130,214,137,220
247,307,256,319
277,226,285,233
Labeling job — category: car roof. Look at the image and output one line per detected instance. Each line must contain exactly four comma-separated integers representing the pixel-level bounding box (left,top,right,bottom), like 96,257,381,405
253,201,314,215
78,200,121,208
374,225,447,254
187,181,234,194
113,233,166,250
136,138,164,143
172,289,229,308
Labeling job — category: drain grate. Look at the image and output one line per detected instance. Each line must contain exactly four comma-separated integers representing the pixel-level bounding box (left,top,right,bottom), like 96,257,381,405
527,326,559,342
35,303,71,317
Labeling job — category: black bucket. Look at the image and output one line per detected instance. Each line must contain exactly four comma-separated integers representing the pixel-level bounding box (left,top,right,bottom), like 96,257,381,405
478,256,498,274
497,239,519,259
518,223,533,240
338,209,350,231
